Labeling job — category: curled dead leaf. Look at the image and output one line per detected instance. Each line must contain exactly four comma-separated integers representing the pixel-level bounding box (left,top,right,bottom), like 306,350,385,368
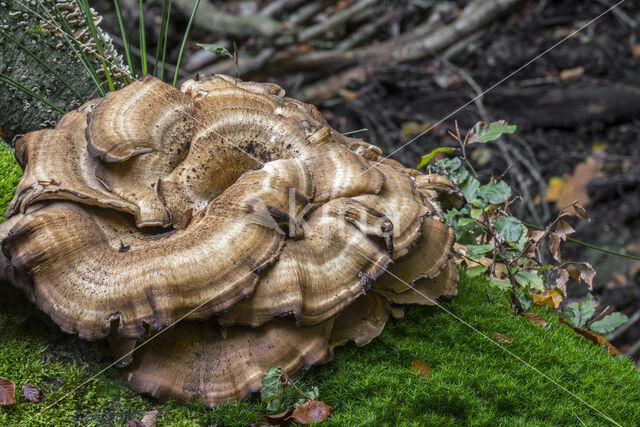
558,318,618,355
23,384,40,403
531,289,563,309
261,409,294,426
566,264,581,283
555,221,575,241
572,204,590,221
292,400,332,425
549,234,562,263
494,332,514,344
525,312,549,328
411,359,432,377
0,377,16,405
580,263,596,290
554,269,569,297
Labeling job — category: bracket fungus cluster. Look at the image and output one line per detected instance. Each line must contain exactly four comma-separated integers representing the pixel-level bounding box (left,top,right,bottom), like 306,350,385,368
0,74,462,406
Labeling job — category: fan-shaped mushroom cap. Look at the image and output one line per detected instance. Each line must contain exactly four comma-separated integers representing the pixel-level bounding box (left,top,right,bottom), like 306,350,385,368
218,198,392,327
373,217,455,294
329,292,390,347
0,215,23,283
353,163,431,259
375,259,459,305
2,159,312,340
124,318,334,406
414,173,465,211
5,103,137,219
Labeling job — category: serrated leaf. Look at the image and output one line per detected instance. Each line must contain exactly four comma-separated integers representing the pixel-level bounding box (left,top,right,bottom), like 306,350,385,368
495,216,524,243
261,366,284,411
515,271,544,291
417,147,455,169
478,181,512,205
589,312,628,335
563,293,597,328
469,120,517,143
196,43,232,57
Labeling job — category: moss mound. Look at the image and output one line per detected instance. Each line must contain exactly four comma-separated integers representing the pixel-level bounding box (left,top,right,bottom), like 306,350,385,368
1,144,639,426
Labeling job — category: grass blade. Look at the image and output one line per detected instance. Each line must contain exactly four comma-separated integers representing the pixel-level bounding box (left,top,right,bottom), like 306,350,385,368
75,0,115,91
139,0,147,75
173,0,201,87
160,0,172,81
3,32,85,102
113,0,136,78
32,0,105,95
0,72,65,114
153,0,170,77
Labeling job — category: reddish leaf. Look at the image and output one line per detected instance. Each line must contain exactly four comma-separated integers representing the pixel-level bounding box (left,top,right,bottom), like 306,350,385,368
411,360,432,377
580,263,596,290
525,312,549,328
554,220,575,241
549,234,562,262
494,332,514,343
0,377,16,405
292,400,332,425
23,384,40,403
261,409,293,426
554,269,570,296
559,318,618,355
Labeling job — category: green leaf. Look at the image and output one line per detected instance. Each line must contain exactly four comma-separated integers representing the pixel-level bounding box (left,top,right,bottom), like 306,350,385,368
466,265,488,278
196,43,233,57
490,278,510,289
466,244,493,258
590,312,628,335
517,290,533,310
470,208,483,219
443,207,469,226
261,366,284,411
459,176,480,202
495,216,524,243
562,293,597,328
417,147,455,169
470,121,517,143
515,271,544,291
478,181,512,205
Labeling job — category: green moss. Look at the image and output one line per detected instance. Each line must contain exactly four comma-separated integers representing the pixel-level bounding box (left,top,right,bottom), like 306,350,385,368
1,145,639,425
0,141,21,222
1,272,639,426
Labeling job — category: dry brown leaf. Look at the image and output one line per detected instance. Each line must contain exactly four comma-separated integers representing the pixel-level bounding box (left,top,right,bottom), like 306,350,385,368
546,162,600,209
559,66,584,81
555,269,570,296
0,377,16,406
338,88,359,100
555,221,575,241
580,263,596,290
23,384,40,403
127,410,158,427
261,409,294,426
494,332,514,344
411,359,432,377
292,400,333,425
559,318,619,355
549,234,562,263
531,289,563,309
566,264,581,283
525,312,549,328
572,204,590,221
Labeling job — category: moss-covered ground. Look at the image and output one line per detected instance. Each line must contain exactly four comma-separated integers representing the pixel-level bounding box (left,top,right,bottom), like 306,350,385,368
1,143,640,426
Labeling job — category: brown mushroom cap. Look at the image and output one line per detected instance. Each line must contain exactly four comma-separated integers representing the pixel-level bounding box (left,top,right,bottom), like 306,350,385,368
329,291,391,347
414,173,465,211
218,198,392,327
2,159,312,339
124,318,334,406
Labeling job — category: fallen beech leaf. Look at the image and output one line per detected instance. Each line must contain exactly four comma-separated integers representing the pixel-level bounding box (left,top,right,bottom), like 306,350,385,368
525,312,549,328
554,269,569,297
261,409,293,426
23,384,40,403
559,66,584,81
559,318,619,355
0,377,16,405
580,263,596,290
549,234,562,262
555,221,575,241
532,289,563,309
494,332,514,344
292,400,332,425
411,359,432,377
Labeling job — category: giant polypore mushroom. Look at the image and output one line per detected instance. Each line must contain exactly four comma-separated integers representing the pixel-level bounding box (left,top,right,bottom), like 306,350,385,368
0,74,460,406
